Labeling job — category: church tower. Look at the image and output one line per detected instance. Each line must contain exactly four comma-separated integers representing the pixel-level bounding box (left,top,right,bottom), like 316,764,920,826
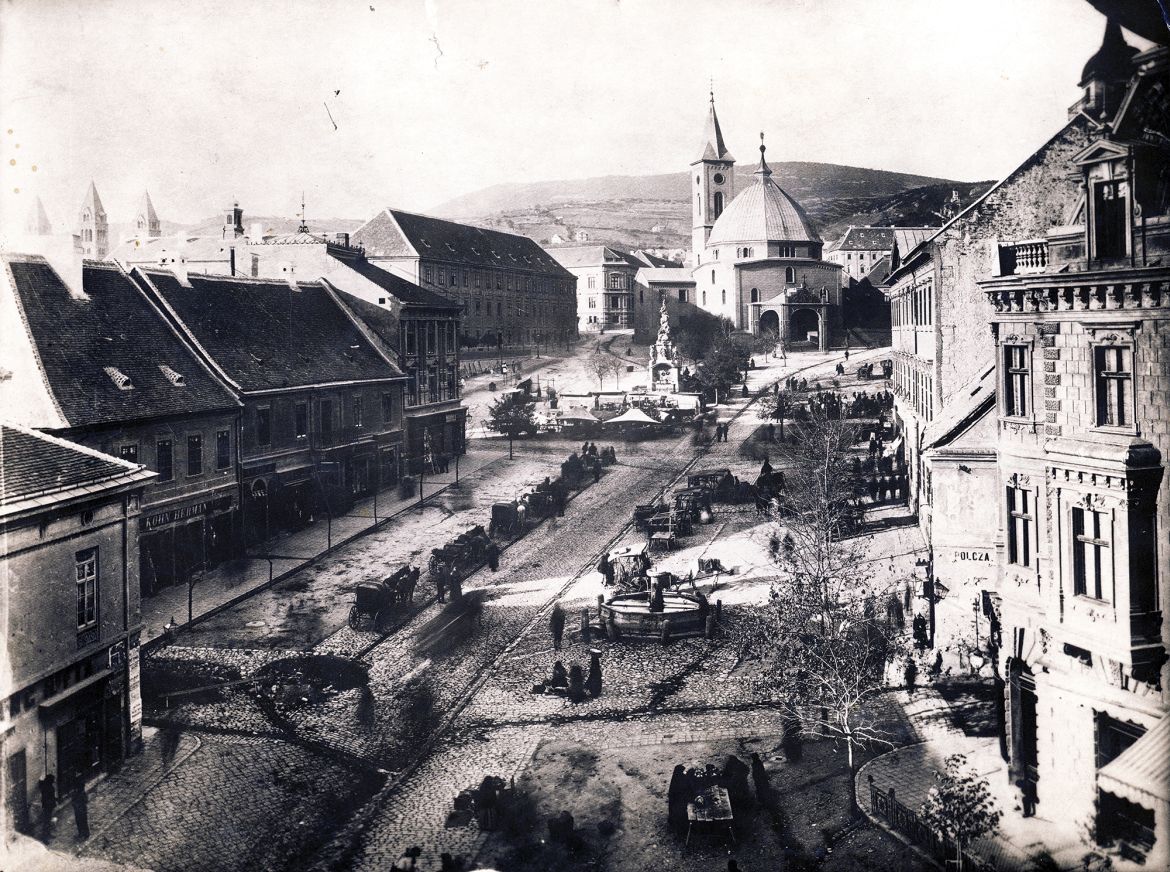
134,190,161,238
75,181,108,259
691,88,735,261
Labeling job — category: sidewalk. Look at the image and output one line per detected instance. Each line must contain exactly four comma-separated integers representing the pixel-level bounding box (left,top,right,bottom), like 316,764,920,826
7,726,198,872
140,445,506,646
858,686,1085,871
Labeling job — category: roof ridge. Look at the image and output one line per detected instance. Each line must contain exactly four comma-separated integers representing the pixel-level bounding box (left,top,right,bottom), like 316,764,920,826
0,419,143,472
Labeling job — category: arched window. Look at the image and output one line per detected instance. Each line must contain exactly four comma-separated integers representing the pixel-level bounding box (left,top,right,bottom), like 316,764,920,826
721,289,727,304
785,266,796,283
711,270,716,284
750,288,759,303
702,291,707,305
713,192,724,218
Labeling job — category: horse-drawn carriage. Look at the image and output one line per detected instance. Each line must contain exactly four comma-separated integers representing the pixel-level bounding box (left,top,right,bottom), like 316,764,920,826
672,487,708,523
523,489,558,521
687,468,735,501
857,363,876,380
490,501,523,538
348,565,418,631
429,526,490,578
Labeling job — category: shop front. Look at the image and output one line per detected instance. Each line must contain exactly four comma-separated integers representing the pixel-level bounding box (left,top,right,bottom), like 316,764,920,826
404,406,466,474
139,490,237,596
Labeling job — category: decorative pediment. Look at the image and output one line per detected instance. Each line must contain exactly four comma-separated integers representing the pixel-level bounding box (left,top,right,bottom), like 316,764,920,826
1006,472,1032,488
1071,139,1130,167
1083,321,1138,341
1076,491,1109,511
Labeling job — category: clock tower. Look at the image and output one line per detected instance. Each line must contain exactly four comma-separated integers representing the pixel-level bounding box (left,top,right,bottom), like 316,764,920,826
691,88,735,260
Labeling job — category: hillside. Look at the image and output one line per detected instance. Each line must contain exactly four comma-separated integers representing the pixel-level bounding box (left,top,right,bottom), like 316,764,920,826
428,164,993,251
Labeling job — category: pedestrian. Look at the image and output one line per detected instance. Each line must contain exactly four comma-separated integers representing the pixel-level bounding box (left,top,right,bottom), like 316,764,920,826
478,777,499,831
38,773,55,842
70,779,89,840
392,846,422,870
904,656,918,696
592,459,601,483
555,489,566,517
750,752,770,805
844,348,850,360
767,422,775,442
550,602,566,650
435,564,447,603
586,649,602,697
1019,778,1038,817
486,541,500,572
550,660,569,688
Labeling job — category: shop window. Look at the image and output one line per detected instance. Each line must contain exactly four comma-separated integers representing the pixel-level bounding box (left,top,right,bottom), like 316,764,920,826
1007,486,1034,567
295,402,308,438
156,439,173,482
119,443,138,462
1003,345,1030,417
1095,345,1133,428
186,434,203,477
256,407,272,446
75,548,98,631
1073,506,1111,601
216,430,231,470
352,395,364,428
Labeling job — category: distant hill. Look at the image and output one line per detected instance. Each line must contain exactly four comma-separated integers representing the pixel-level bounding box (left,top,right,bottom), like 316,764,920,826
428,164,993,251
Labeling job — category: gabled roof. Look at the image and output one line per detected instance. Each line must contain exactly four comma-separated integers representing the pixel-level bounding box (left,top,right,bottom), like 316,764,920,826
107,233,236,268
547,245,642,270
0,421,154,516
327,249,460,309
630,250,676,268
354,208,574,278
695,94,734,163
135,269,403,392
862,255,892,285
1,254,240,428
829,226,936,253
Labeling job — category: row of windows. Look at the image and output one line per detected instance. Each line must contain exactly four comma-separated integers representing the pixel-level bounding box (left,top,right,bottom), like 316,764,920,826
892,282,933,328
403,319,458,358
422,263,569,296
1006,488,1119,604
1001,343,1133,428
122,430,231,483
406,363,459,407
892,359,934,421
585,274,632,290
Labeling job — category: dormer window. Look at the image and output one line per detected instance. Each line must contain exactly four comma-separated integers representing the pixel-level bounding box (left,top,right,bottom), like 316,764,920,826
446,242,456,252
158,364,186,386
421,238,431,248
103,366,134,390
1093,179,1128,260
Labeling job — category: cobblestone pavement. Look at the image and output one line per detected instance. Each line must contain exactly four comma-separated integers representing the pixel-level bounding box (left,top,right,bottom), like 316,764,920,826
70,346,915,872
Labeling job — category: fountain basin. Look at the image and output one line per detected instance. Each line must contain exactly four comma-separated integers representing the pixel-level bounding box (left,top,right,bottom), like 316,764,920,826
601,591,706,637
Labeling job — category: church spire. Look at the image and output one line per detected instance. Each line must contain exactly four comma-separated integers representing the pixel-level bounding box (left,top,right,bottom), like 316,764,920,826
755,131,772,177
135,190,161,238
696,86,734,162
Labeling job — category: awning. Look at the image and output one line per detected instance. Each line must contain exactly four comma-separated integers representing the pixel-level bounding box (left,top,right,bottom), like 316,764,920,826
1098,714,1170,805
38,668,114,713
607,408,657,425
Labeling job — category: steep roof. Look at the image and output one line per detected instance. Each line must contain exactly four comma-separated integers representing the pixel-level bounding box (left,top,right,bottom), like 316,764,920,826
547,245,642,269
862,254,892,284
922,363,996,450
1,254,240,428
26,197,52,235
0,421,154,515
354,208,573,277
630,250,676,267
695,94,734,163
79,181,105,219
332,290,401,353
707,144,820,246
107,233,236,269
829,226,936,253
136,190,159,226
327,249,460,309
135,269,403,392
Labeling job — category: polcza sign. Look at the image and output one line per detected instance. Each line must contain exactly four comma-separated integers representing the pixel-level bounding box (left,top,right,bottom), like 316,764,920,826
948,549,992,563
143,495,232,531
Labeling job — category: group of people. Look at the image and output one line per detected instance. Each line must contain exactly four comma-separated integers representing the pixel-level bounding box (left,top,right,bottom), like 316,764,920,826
37,772,89,843
597,549,652,588
712,422,731,442
539,649,603,703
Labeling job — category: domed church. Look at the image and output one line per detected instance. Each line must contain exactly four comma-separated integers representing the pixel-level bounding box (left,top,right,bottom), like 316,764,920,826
689,93,843,349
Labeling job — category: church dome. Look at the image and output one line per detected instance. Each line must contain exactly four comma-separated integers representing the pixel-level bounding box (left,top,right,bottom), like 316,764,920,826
1079,19,1137,87
707,139,820,246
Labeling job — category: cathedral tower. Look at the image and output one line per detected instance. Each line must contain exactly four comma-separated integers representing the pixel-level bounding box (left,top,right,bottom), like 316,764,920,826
691,88,735,261
134,190,161,238
75,181,109,259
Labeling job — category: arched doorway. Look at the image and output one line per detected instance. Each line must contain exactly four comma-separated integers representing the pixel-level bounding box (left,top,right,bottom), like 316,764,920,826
790,308,820,343
758,309,780,337
247,478,270,546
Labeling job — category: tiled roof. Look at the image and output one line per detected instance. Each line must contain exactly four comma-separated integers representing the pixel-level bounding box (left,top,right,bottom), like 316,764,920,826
333,291,400,353
0,421,153,512
862,255,892,284
2,254,240,428
707,160,821,246
328,250,460,309
355,208,574,278
829,226,936,252
136,269,403,392
547,245,642,269
630,250,676,268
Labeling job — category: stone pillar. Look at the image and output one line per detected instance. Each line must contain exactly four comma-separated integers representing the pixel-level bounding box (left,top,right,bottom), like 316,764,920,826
818,310,828,352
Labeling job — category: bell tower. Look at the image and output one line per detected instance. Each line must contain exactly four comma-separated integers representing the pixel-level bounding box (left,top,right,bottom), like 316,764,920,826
75,181,109,259
691,86,735,260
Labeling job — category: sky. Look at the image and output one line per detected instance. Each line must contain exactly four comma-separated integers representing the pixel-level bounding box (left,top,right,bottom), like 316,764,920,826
0,0,1153,234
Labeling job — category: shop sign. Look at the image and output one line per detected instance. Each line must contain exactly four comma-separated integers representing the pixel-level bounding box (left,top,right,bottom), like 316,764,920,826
127,639,143,742
144,495,232,531
445,413,458,423
946,549,992,563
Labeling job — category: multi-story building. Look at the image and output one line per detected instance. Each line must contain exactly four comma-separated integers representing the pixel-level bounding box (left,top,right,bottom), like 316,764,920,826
547,245,641,332
888,107,1096,519
351,208,578,350
632,267,696,339
133,269,407,547
326,249,465,473
1,423,154,842
0,255,243,596
979,34,1169,865
825,225,935,287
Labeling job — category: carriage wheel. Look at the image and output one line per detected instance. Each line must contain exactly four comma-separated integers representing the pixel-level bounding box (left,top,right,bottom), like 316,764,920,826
373,610,388,633
347,605,360,630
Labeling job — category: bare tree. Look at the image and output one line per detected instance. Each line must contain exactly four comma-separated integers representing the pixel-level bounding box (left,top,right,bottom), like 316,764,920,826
739,408,901,796
587,353,611,390
608,356,626,389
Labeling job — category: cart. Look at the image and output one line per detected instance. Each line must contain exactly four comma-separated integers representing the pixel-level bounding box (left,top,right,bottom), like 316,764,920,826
524,490,557,520
607,543,651,588
489,501,521,538
633,502,663,530
687,468,734,500
348,582,394,632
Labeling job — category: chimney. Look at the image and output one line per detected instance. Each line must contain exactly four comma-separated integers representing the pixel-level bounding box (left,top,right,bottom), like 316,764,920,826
250,222,265,242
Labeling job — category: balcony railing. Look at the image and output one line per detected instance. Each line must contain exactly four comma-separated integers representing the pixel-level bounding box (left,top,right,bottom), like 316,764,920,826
999,239,1048,276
